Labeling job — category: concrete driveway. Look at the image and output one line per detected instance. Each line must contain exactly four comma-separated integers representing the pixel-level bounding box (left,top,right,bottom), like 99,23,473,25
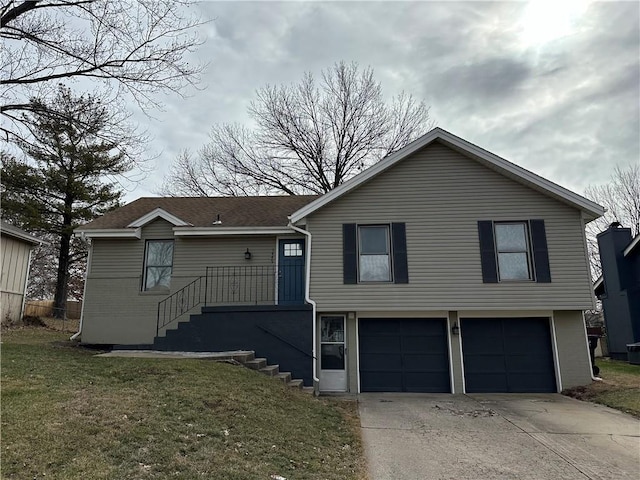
358,393,639,480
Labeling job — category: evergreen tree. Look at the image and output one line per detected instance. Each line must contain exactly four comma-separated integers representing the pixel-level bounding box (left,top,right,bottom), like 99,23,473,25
1,85,133,317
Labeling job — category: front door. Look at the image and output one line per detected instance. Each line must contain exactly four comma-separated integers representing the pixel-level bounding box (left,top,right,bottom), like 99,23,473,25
320,315,348,392
278,239,305,305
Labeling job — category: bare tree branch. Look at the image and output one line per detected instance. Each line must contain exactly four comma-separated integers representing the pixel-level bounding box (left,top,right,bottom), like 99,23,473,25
162,62,434,196
1,0,206,142
585,163,640,278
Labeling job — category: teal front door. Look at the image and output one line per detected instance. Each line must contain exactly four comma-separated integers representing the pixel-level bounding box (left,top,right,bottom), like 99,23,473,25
278,239,305,305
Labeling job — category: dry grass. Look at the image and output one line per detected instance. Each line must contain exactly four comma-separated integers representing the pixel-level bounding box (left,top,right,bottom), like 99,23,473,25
1,327,367,480
563,358,640,417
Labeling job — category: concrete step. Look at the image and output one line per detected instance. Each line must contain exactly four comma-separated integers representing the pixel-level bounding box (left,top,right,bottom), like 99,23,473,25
259,364,279,377
245,358,267,370
302,386,314,394
287,379,303,389
232,351,255,363
276,372,292,384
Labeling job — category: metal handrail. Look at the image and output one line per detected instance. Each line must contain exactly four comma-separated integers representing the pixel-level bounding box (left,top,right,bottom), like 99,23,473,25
156,276,204,336
156,264,305,335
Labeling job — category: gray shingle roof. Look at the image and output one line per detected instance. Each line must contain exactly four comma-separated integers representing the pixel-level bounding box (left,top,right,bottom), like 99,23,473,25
79,196,319,229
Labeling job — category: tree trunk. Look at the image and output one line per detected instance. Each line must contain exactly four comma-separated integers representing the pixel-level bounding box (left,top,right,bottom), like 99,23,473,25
53,231,71,319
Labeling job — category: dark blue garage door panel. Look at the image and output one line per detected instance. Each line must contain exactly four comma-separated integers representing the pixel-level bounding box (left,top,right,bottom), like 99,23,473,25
359,318,450,393
461,318,556,393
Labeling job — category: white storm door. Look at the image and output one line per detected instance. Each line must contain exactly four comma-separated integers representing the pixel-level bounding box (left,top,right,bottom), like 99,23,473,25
320,315,347,392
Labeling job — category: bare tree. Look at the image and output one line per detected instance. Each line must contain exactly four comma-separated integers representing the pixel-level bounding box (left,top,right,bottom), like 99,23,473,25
162,62,434,196
585,163,640,278
1,0,205,142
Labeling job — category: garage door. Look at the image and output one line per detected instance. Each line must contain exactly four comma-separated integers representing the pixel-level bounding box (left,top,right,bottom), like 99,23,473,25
461,317,556,393
359,318,450,392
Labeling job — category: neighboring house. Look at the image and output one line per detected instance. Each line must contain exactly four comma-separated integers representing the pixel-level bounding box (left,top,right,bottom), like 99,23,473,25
75,128,604,394
594,225,640,360
1,221,45,324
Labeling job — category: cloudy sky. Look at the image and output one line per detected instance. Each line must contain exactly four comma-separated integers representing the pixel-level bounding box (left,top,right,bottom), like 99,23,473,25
129,0,639,202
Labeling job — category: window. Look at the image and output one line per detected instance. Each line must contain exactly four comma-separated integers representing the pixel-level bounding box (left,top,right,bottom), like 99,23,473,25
477,219,551,283
343,223,408,284
494,222,531,280
143,240,174,291
283,242,303,257
358,225,391,282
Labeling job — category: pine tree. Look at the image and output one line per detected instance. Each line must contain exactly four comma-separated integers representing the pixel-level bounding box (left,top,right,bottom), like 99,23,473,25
1,85,133,317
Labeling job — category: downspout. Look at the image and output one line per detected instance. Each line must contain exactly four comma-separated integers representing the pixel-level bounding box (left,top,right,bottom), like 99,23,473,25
71,235,92,341
287,219,320,392
19,247,35,322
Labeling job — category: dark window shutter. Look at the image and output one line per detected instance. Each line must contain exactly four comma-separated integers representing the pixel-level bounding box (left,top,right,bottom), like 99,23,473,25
530,219,551,283
477,221,498,283
343,224,357,284
391,223,409,284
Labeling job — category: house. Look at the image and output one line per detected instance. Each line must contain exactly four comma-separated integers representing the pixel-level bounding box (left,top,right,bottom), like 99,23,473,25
1,221,45,324
75,128,604,394
594,225,640,360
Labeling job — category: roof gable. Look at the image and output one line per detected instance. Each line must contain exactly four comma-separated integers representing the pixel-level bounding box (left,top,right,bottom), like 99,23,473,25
127,207,192,228
290,128,605,223
0,221,46,245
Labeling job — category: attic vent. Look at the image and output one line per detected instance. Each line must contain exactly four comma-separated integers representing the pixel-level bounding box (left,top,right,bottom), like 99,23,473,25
213,214,222,225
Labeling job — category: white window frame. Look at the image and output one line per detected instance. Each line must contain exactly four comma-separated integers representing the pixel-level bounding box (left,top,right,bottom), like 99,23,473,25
494,221,533,281
142,239,174,291
357,224,392,283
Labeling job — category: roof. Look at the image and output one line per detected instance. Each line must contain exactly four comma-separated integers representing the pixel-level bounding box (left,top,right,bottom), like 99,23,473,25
76,196,319,232
290,127,605,224
0,221,46,246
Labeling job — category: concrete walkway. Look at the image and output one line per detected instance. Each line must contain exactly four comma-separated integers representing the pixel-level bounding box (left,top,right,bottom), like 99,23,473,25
359,393,640,480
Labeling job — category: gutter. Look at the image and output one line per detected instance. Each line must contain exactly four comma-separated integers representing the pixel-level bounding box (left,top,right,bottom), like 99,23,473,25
70,235,92,341
287,219,320,393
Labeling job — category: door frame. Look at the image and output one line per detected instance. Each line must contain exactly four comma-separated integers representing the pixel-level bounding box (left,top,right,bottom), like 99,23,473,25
319,314,348,392
275,236,305,305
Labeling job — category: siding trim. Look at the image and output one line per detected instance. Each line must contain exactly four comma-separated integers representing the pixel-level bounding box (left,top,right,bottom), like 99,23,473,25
550,313,563,392
446,315,455,393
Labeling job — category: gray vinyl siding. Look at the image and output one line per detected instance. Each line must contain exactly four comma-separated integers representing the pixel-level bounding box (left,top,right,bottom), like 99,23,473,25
82,218,293,344
306,142,594,311
553,310,593,389
1,235,32,324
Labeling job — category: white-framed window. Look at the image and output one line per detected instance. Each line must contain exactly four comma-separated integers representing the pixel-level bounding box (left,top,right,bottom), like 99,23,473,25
283,242,303,257
358,225,391,282
494,222,532,281
143,240,174,291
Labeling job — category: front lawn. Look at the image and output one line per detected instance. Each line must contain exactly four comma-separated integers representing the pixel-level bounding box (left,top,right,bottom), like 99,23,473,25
1,327,366,479
563,357,640,418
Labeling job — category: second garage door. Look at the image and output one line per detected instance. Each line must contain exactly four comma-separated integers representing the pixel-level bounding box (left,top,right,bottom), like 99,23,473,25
461,317,557,393
359,318,450,392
